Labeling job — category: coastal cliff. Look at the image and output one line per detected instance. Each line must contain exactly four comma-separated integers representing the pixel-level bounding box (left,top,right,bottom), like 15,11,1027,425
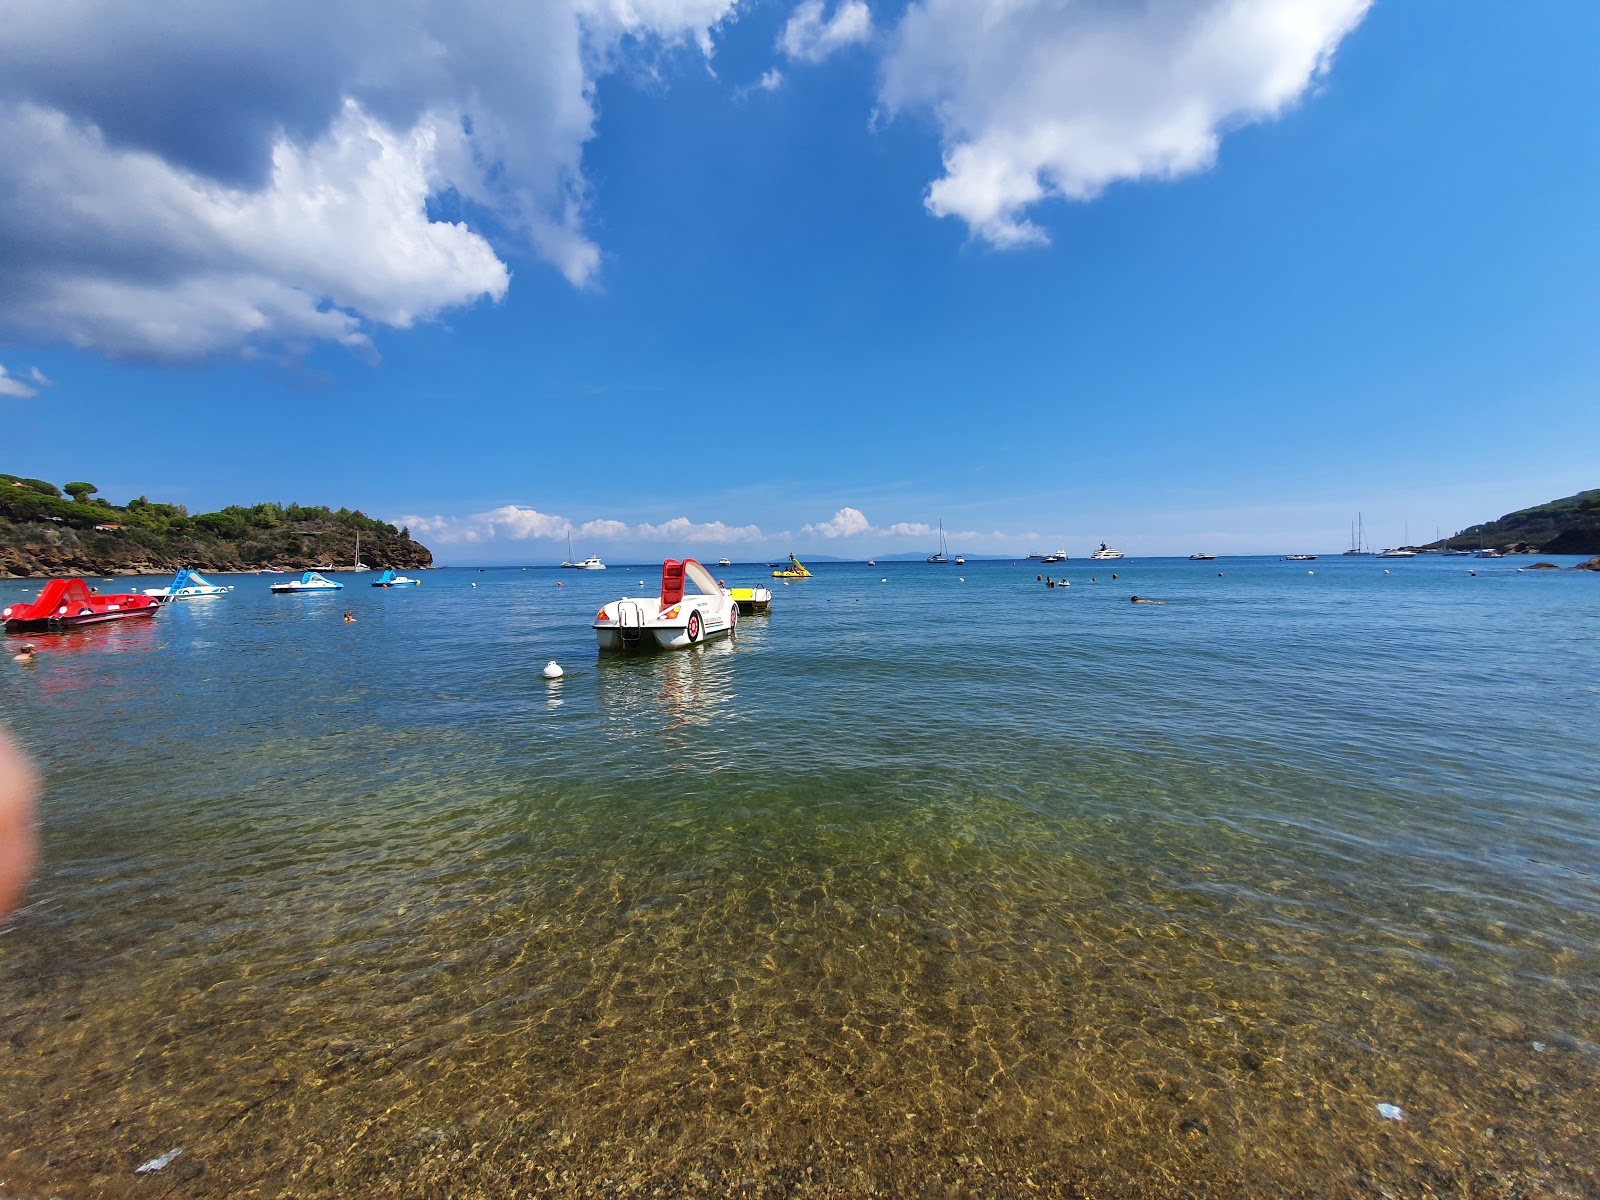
1,474,432,579
1429,487,1600,555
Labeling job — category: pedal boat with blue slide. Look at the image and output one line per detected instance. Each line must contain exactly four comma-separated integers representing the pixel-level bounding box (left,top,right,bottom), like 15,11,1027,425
594,558,737,651
144,567,233,601
372,569,421,587
269,570,344,593
3,577,162,631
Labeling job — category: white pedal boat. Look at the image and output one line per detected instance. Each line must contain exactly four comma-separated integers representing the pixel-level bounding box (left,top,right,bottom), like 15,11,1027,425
269,570,344,593
144,568,233,600
593,558,737,651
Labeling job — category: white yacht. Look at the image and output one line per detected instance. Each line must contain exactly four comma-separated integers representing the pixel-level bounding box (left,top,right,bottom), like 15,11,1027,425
717,558,732,567
1188,553,1216,561
1090,543,1125,560
1376,548,1416,559
577,554,607,570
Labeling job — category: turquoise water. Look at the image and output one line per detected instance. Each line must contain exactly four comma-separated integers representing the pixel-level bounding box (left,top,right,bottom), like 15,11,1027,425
2,556,1598,1197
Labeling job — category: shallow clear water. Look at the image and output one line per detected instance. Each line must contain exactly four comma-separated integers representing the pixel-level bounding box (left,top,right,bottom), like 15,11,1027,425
2,556,1598,1197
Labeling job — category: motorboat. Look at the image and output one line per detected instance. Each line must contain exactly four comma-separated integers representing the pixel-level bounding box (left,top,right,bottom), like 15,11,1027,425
577,554,606,570
594,558,738,650
144,568,233,600
1189,553,1216,561
717,558,732,567
772,554,812,579
258,566,286,574
954,556,965,565
1285,554,1318,561
867,560,875,567
727,586,772,614
372,570,421,587
1473,548,1504,559
269,571,344,593
4,578,162,631
1090,543,1125,560
1376,548,1416,559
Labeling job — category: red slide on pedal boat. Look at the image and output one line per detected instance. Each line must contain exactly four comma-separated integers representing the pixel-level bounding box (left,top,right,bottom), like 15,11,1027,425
2,578,163,632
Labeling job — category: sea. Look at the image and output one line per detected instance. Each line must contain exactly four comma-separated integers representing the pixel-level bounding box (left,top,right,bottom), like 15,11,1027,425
2,554,1597,1198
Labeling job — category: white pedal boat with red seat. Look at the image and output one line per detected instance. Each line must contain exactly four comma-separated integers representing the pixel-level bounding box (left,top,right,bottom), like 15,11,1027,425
593,558,737,651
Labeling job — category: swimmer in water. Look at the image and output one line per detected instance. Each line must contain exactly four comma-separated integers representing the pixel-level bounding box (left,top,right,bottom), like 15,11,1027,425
1130,595,1164,605
343,611,356,623
11,643,35,664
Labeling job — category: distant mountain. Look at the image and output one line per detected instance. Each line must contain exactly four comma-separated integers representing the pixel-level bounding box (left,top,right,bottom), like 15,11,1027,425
1,472,432,578
1430,487,1600,555
869,552,1019,561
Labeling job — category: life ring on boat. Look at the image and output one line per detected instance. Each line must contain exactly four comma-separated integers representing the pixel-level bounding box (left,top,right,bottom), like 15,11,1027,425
686,610,702,643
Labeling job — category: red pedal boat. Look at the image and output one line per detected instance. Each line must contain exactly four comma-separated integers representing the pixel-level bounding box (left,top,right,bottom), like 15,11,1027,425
2,578,163,632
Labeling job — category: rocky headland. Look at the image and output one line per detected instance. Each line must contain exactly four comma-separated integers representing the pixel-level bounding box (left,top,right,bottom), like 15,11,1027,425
1,474,431,579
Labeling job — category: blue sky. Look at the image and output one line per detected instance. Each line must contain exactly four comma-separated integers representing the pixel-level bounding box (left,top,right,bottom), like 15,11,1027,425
2,0,1595,561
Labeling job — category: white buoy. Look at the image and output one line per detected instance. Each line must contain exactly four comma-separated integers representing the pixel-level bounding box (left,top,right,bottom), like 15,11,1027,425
542,660,564,680
1308,570,1314,575
959,577,965,582
1383,569,1390,575
471,582,477,587
881,578,887,583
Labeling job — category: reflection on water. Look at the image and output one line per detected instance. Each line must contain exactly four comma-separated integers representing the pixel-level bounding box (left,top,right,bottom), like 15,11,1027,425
1,561,1598,1197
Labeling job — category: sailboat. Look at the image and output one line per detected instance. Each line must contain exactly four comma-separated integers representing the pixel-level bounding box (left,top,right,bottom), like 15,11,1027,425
927,520,950,564
561,534,577,569
1342,513,1373,556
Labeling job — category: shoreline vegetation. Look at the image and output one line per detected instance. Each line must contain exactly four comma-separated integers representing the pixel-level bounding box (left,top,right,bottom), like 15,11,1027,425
1,473,432,579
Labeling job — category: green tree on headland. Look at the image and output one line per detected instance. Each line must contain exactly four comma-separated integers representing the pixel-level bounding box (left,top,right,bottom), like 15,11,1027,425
63,482,98,503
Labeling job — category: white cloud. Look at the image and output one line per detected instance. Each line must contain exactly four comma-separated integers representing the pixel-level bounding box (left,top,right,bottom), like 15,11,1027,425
759,69,786,92
636,516,767,543
26,367,51,387
881,0,1372,247
780,0,874,64
0,364,40,398
884,521,932,537
396,507,764,546
0,0,737,359
802,506,872,537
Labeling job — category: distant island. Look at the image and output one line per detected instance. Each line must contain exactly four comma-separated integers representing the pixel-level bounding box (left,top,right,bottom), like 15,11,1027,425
1,473,432,579
1425,487,1600,555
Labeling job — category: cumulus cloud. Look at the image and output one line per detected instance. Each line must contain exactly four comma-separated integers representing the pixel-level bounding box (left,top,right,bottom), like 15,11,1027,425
0,0,737,359
802,506,872,538
801,508,954,542
780,0,874,63
759,69,786,92
395,506,765,546
881,0,1372,247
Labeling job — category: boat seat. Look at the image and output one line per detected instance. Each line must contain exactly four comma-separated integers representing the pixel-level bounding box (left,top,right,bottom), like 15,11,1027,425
660,559,686,609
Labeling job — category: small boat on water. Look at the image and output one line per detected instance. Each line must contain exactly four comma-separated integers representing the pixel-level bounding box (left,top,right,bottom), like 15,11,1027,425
727,586,772,614
258,566,286,574
954,555,965,565
1189,553,1216,561
372,569,421,587
3,578,162,631
269,571,344,593
1376,548,1416,559
928,520,951,564
1090,543,1125,560
1285,554,1318,562
594,558,738,650
144,567,232,601
577,554,606,570
717,558,732,567
772,554,812,579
